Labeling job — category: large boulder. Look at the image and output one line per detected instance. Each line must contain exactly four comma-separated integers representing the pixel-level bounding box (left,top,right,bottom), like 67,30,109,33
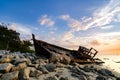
1,71,19,80
0,73,2,78
98,69,114,76
28,63,39,68
49,53,71,65
81,65,91,72
13,58,30,65
60,77,69,80
59,77,69,80
71,66,88,80
60,54,71,65
71,73,87,80
0,63,13,73
11,62,27,71
49,53,60,63
72,66,86,75
37,65,49,74
116,77,120,80
45,76,58,80
0,55,13,63
29,67,42,77
18,67,30,80
96,75,106,80
45,63,57,72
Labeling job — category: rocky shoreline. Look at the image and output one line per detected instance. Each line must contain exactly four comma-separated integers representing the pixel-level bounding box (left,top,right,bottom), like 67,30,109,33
0,50,120,80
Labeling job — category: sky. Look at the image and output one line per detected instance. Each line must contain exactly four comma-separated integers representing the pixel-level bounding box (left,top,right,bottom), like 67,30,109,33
0,0,120,54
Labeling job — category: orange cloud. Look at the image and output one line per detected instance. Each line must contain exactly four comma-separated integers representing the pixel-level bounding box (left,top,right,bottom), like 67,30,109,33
96,39,120,54
90,40,100,46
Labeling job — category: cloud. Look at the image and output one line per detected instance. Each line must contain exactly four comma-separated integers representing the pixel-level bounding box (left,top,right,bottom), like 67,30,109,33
62,31,74,41
96,31,120,37
55,31,120,53
60,0,120,31
10,23,32,35
9,23,32,40
49,31,54,34
90,40,101,46
38,15,54,27
100,25,113,29
98,38,120,54
60,14,70,20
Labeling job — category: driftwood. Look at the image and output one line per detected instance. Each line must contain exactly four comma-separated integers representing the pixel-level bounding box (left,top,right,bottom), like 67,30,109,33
32,34,104,64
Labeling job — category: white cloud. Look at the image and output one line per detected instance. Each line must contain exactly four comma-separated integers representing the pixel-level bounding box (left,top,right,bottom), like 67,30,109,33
60,14,70,20
9,23,32,40
10,23,32,35
38,15,54,27
62,31,74,41
101,25,113,29
114,14,120,22
49,31,54,34
60,0,120,31
96,31,120,37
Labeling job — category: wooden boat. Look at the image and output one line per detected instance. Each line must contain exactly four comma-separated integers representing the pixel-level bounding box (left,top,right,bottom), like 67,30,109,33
32,34,104,64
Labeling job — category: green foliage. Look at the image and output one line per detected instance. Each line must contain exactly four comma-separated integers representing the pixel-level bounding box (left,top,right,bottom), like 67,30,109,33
0,23,34,53
20,40,34,53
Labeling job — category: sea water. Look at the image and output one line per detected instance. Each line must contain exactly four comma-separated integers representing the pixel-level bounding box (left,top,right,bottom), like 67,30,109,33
97,54,120,74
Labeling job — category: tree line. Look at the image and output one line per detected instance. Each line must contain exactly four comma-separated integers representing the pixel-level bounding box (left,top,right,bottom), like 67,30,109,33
0,23,34,53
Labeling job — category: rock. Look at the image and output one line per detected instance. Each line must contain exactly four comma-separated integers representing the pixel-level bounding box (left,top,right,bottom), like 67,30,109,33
96,75,106,80
28,56,35,61
2,55,13,59
0,50,9,55
56,62,66,68
11,55,20,63
29,67,42,77
45,63,56,72
49,53,71,64
18,67,30,80
60,77,69,80
33,59,46,65
72,66,86,75
98,69,114,76
60,54,71,64
13,58,30,65
11,62,27,71
45,76,58,80
0,73,2,77
0,55,13,63
71,73,87,80
49,53,60,63
28,63,39,68
0,55,2,58
13,55,20,60
55,73,61,78
82,66,90,72
37,65,49,74
0,63,13,73
116,77,120,80
1,71,19,80
19,54,25,58
71,66,88,80
81,65,96,72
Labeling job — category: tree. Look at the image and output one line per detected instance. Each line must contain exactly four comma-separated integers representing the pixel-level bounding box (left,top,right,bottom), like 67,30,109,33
20,40,34,53
0,23,34,53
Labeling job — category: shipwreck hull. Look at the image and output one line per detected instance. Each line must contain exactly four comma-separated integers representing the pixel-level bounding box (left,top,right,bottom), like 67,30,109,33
32,34,51,58
32,34,104,64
